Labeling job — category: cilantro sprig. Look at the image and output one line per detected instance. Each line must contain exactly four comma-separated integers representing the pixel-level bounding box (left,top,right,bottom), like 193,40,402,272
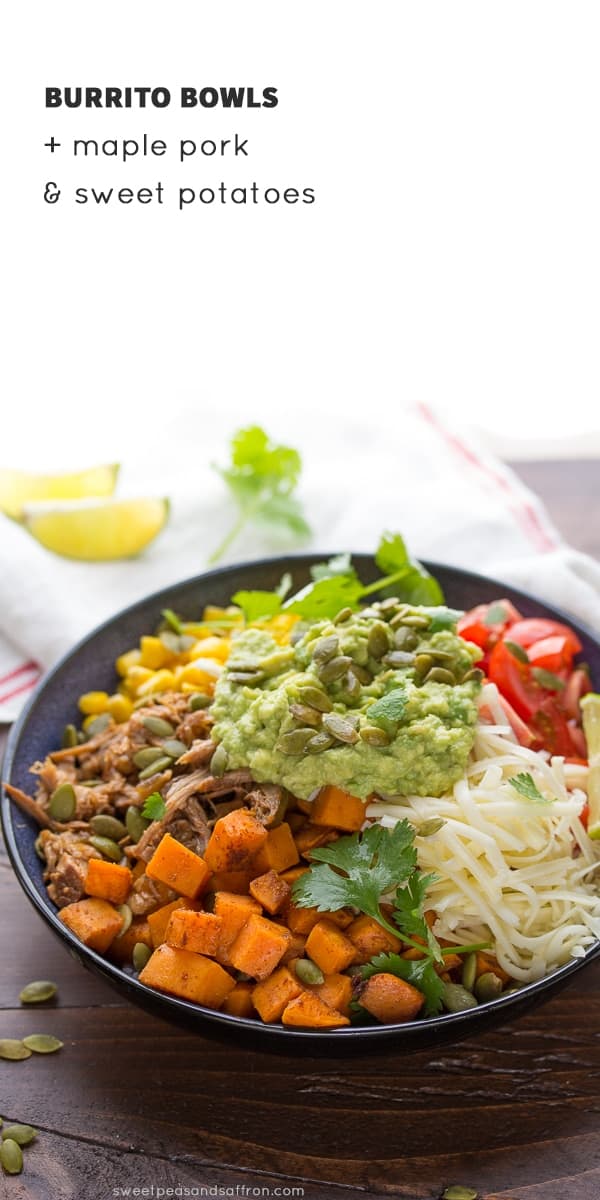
291,820,489,1016
509,772,551,804
141,792,167,821
209,426,311,564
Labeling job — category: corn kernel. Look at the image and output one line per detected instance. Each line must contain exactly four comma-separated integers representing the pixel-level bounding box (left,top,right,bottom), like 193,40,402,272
136,669,177,697
107,693,134,722
126,666,154,692
189,636,231,662
203,605,230,621
139,635,173,670
180,681,215,695
180,663,221,688
78,691,110,715
116,649,141,677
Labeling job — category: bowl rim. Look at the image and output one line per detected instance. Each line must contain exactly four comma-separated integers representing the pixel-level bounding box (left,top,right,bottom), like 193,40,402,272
3,551,600,1045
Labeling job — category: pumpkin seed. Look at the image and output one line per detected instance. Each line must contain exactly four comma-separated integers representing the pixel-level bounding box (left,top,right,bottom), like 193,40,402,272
133,942,152,972
276,729,316,755
0,1040,31,1060
429,650,455,663
360,724,391,747
414,653,434,676
90,814,127,840
227,670,265,686
189,692,212,710
305,731,335,753
382,651,416,668
289,703,322,727
351,664,373,686
22,1034,63,1054
290,622,309,645
210,744,228,777
340,670,361,702
161,738,188,760
442,1188,478,1200
259,649,295,675
419,817,445,837
389,608,411,629
137,756,173,781
19,980,57,1005
1,1124,37,1146
425,667,456,685
133,746,166,769
126,805,149,842
317,655,353,683
461,952,477,993
394,627,420,651
474,971,503,1003
311,635,339,664
115,904,133,938
294,959,325,986
462,668,484,684
442,982,478,1013
142,715,174,737
0,1139,23,1175
296,686,333,713
322,713,360,745
401,614,431,629
87,714,111,736
379,597,400,613
88,836,123,863
333,606,353,625
367,623,390,660
48,783,76,822
80,779,102,788
61,723,78,749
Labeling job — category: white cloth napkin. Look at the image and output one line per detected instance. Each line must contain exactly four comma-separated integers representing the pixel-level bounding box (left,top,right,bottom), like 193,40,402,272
1,403,598,722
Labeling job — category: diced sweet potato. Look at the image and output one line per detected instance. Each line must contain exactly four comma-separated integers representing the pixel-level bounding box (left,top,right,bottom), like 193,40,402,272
435,953,462,975
282,991,350,1028
294,796,313,816
249,870,291,915
110,917,153,964
251,823,299,874
252,965,304,1022
229,914,291,980
147,898,198,948
286,811,307,834
206,870,255,895
165,909,222,956
347,914,401,964
476,952,511,984
204,809,268,873
310,972,353,1018
280,931,307,964
280,866,309,886
284,901,322,935
359,973,424,1023
213,892,262,966
59,897,123,953
305,919,356,974
85,859,132,905
294,824,339,857
139,944,235,1007
146,833,211,899
221,982,256,1018
310,786,368,832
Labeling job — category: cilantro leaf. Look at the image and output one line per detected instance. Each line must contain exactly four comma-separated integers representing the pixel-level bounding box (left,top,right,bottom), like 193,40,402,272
361,952,445,1016
367,687,408,735
285,574,364,621
393,871,442,962
424,606,464,633
141,792,166,821
310,552,356,582
510,773,551,804
291,821,417,934
231,589,283,623
373,532,444,606
209,426,311,563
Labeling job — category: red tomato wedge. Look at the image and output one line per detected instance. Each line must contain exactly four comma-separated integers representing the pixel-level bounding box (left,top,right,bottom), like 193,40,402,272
527,636,573,672
507,619,582,655
487,640,540,722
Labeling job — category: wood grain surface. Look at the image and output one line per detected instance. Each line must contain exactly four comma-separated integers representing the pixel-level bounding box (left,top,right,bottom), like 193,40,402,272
1,460,598,1200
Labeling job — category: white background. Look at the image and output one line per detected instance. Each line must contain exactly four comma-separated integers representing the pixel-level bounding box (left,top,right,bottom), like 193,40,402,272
2,0,600,467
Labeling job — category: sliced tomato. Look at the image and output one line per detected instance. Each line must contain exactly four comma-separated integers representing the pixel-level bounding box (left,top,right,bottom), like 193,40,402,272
566,721,588,759
530,697,579,757
507,619,582,655
563,667,592,721
580,801,590,830
457,599,521,650
496,693,537,747
488,640,541,722
527,635,573,672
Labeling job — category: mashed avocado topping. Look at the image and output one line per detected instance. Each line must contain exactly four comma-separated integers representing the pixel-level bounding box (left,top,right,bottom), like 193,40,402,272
211,604,482,800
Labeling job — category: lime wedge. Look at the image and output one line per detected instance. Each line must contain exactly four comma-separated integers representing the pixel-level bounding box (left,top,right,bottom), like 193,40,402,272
0,464,119,520
581,693,600,838
23,497,169,561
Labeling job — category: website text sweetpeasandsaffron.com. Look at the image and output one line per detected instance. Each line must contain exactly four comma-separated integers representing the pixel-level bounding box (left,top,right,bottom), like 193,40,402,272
110,1186,305,1198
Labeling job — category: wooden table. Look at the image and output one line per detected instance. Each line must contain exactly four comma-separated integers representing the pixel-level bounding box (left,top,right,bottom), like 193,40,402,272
1,460,599,1200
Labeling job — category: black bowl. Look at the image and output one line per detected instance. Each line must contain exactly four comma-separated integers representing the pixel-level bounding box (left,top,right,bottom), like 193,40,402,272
2,554,600,1052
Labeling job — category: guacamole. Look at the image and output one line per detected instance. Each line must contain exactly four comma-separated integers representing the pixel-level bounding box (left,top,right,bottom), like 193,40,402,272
211,605,482,801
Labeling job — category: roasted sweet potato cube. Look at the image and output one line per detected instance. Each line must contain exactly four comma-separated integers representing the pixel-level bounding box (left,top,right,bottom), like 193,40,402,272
282,991,350,1028
146,833,211,899
213,892,261,966
110,917,153,964
249,869,291,915
251,823,299,874
59,898,124,953
280,866,309,886
85,859,132,905
310,786,368,832
147,898,198,949
165,909,222,956
221,982,255,1018
228,914,291,980
346,914,401,963
139,944,235,1008
310,972,353,1018
359,973,424,1023
305,919,356,974
284,901,322,935
206,869,255,894
204,809,268,873
294,824,339,857
252,966,304,1023
280,931,308,964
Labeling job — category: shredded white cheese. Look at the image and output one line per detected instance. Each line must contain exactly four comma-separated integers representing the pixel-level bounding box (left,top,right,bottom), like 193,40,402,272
366,683,600,983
